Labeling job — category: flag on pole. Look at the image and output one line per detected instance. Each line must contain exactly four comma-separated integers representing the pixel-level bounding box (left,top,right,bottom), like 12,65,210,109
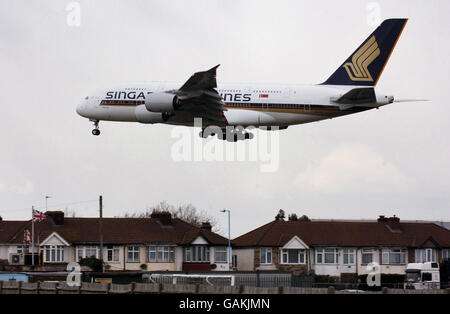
32,209,47,222
24,229,31,243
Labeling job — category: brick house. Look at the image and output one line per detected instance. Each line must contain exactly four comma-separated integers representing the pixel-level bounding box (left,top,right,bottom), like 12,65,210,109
233,216,450,280
0,211,230,272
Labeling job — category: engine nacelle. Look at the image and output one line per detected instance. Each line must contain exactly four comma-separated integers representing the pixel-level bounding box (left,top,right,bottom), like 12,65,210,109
135,105,164,124
145,92,178,112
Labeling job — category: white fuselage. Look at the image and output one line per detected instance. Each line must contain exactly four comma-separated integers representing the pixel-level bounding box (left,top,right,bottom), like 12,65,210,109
76,82,391,128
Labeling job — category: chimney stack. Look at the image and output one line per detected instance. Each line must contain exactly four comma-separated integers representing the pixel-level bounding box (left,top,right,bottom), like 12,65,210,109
45,211,65,225
387,215,400,227
201,221,212,231
150,211,172,226
378,215,401,232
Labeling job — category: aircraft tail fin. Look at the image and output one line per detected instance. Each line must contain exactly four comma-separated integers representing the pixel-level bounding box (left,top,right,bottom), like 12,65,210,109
322,18,408,87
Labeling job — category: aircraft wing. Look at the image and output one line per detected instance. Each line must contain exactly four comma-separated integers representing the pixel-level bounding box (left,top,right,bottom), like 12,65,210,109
173,65,225,123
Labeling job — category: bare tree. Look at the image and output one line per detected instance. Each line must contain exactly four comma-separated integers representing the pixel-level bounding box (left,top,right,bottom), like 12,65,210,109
123,201,220,233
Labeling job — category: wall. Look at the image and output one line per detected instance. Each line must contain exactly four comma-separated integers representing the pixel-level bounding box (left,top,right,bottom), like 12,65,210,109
234,248,254,271
1,281,446,294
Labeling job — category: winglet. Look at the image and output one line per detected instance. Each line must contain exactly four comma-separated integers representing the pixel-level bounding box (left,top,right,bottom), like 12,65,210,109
179,65,220,91
207,64,220,78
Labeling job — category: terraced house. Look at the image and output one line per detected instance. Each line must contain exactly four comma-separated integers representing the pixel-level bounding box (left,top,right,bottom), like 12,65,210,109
232,216,450,281
0,211,230,272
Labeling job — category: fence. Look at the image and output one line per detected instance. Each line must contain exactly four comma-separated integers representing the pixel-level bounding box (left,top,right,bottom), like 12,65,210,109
143,271,313,288
0,281,448,294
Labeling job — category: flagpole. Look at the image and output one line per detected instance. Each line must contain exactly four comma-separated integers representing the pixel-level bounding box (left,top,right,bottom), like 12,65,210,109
31,206,35,266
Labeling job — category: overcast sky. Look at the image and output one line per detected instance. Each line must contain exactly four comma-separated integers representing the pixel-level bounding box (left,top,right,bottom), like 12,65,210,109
1,0,449,238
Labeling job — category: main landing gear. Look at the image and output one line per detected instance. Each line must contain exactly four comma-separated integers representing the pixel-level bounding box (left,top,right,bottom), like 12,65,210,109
91,120,101,136
199,126,254,142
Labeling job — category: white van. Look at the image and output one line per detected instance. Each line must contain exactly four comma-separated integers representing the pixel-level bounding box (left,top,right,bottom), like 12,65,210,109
404,262,440,290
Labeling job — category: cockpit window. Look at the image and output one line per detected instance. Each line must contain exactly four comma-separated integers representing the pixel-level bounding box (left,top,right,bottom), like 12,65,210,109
85,96,89,100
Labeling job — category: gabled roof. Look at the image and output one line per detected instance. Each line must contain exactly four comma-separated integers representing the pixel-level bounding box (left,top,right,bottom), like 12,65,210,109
40,232,70,246
0,220,31,243
233,220,450,248
0,217,228,246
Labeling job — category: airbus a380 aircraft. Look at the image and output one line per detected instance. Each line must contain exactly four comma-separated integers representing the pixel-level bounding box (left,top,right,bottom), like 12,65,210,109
77,18,418,141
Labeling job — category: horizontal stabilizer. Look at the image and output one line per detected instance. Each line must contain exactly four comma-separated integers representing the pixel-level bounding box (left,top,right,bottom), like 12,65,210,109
332,88,376,110
336,88,376,104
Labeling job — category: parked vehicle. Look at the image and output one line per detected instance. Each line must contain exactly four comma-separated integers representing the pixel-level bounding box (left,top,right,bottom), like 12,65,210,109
0,272,29,282
404,262,440,289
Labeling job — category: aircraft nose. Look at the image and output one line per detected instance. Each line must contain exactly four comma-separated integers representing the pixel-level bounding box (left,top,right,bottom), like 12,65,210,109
76,103,87,117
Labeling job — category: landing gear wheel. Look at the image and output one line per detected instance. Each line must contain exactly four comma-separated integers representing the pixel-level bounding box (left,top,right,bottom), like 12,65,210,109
90,120,100,136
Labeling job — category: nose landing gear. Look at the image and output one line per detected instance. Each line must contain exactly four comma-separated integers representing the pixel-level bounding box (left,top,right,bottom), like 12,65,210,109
90,120,101,136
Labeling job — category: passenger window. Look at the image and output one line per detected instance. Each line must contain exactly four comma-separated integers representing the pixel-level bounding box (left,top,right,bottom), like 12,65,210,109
422,273,432,281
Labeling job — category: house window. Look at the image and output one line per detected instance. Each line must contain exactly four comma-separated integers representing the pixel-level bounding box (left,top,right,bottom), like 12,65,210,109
443,249,450,260
214,247,228,263
382,248,406,264
343,249,355,265
148,246,174,263
316,248,339,264
232,255,238,268
43,245,64,262
127,246,140,262
76,246,99,261
281,249,306,264
107,246,119,262
260,248,272,264
362,249,374,264
415,249,437,263
184,246,210,262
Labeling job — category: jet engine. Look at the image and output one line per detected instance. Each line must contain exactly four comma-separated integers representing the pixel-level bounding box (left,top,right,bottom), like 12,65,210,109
145,92,179,112
135,105,164,124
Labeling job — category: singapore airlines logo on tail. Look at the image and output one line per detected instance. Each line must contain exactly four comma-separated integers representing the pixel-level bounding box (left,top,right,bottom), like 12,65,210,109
343,36,380,82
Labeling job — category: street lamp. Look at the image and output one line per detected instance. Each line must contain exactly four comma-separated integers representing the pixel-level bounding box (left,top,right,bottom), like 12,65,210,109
221,209,232,270
45,196,52,211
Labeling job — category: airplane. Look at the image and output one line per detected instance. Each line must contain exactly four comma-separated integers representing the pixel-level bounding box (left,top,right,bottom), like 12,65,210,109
76,18,421,142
